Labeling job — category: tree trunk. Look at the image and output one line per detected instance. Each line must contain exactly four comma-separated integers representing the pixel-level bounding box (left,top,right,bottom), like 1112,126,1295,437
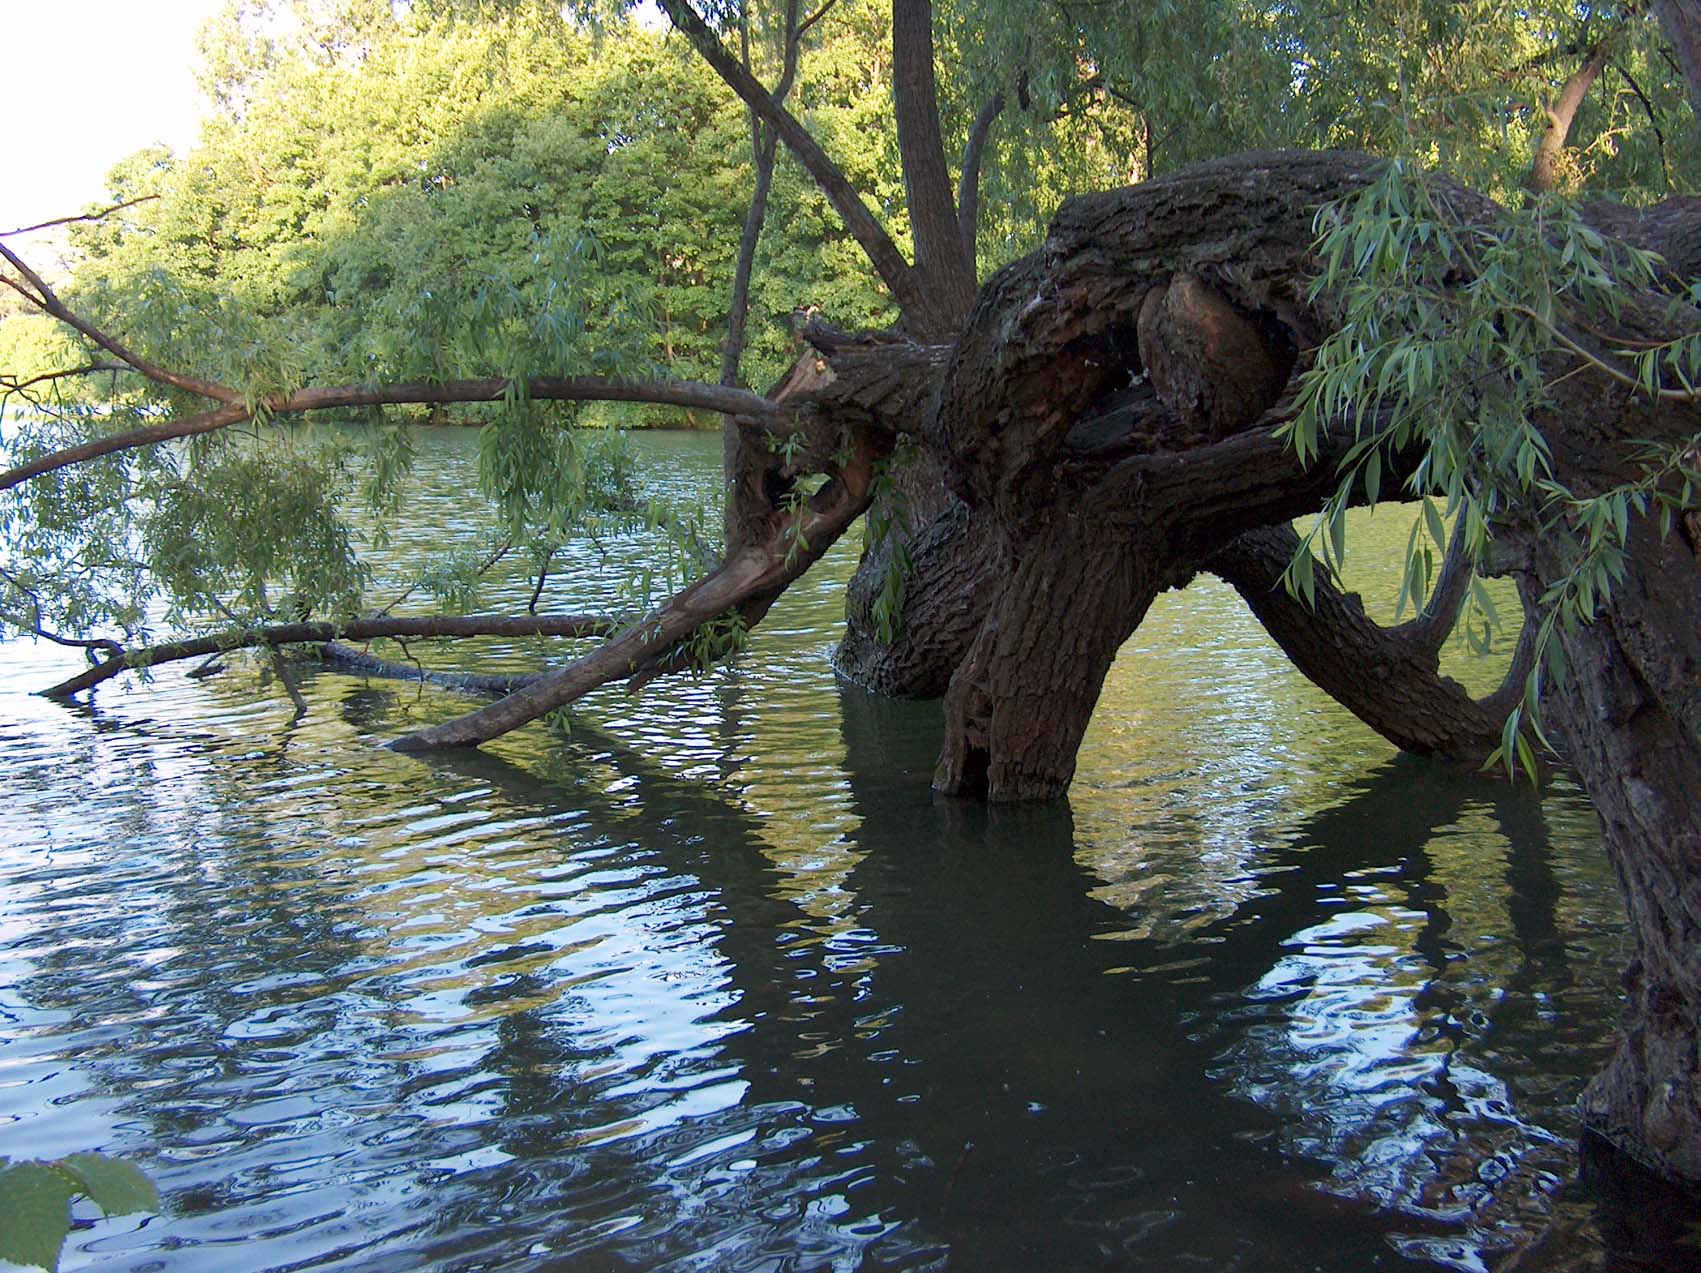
1534,517,1701,1180
835,497,1001,697
891,0,978,332
934,523,1171,799
1527,40,1610,195
1654,0,1701,131
910,153,1701,1188
721,131,786,551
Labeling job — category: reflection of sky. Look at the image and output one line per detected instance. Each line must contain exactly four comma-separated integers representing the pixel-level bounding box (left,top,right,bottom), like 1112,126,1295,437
0,429,1627,1272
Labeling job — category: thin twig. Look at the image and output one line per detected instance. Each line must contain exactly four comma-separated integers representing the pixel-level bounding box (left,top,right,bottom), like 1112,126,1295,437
0,241,240,403
528,548,555,614
0,363,130,393
1,195,161,239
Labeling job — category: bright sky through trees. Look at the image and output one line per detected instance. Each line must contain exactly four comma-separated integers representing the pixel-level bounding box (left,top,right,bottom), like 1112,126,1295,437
3,0,222,233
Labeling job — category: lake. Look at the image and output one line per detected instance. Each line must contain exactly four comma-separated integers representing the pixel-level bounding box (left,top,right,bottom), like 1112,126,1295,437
0,428,1632,1270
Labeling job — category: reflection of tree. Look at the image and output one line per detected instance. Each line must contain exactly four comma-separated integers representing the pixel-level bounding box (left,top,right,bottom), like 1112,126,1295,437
379,685,1618,1270
1182,755,1619,1261
5,657,1620,1271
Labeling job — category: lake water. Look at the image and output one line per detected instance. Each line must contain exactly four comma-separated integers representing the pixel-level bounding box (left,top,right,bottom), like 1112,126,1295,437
0,429,1632,1270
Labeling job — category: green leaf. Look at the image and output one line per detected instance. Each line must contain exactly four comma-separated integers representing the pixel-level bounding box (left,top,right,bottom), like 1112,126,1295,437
1468,576,1500,629
1422,497,1446,550
0,1162,78,1272
59,1154,158,1217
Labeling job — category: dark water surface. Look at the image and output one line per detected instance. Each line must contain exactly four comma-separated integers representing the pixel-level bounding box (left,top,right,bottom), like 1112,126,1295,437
1,430,1630,1270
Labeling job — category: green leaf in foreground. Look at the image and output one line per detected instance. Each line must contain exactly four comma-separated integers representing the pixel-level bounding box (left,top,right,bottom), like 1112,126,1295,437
0,1154,158,1272
58,1154,159,1218
0,1162,77,1272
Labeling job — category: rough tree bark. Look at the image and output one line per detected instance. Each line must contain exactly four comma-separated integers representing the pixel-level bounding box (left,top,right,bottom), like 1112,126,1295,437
891,0,978,333
1499,186,1701,1175
912,150,1701,1191
1654,0,1701,130
1539,514,1701,1183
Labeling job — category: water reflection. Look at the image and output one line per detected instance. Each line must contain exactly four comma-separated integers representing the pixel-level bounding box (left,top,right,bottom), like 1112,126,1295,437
0,430,1628,1272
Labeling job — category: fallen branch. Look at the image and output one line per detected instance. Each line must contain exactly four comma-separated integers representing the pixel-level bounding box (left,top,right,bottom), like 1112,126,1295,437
317,641,542,696
40,612,614,698
271,649,309,719
389,431,889,751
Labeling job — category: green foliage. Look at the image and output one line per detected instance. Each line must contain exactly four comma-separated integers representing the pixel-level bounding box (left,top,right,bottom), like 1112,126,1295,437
146,437,368,623
860,452,916,645
61,1,897,406
6,0,1700,669
0,1153,158,1273
1284,160,1701,777
678,607,751,671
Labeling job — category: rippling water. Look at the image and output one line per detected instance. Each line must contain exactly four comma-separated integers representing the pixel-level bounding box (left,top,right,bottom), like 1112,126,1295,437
1,429,1629,1271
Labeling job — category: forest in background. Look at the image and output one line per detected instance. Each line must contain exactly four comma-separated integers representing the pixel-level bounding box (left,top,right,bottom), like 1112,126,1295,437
5,0,1695,430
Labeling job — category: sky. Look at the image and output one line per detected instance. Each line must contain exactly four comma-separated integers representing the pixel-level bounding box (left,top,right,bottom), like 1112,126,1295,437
3,0,224,235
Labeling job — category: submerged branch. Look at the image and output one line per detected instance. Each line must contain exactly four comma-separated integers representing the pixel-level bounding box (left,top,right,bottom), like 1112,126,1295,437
389,430,890,751
316,641,543,696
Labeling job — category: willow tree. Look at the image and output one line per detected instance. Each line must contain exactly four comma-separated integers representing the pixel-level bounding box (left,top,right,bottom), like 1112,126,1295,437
5,0,1701,1186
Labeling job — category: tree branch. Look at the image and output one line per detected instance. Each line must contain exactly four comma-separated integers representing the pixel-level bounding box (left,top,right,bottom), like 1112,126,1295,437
1614,61,1674,191
956,90,1006,282
656,0,928,322
1394,514,1475,654
389,428,891,751
316,641,542,696
0,564,127,658
0,195,161,239
1528,38,1611,194
1208,522,1533,766
271,648,310,718
0,375,789,494
0,242,241,403
0,363,129,392
39,612,616,699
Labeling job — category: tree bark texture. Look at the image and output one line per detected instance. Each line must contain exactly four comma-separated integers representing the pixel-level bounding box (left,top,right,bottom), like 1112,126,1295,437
1547,516,1701,1182
933,521,1173,799
834,497,1002,697
1654,0,1701,131
912,150,1701,1188
891,0,978,332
